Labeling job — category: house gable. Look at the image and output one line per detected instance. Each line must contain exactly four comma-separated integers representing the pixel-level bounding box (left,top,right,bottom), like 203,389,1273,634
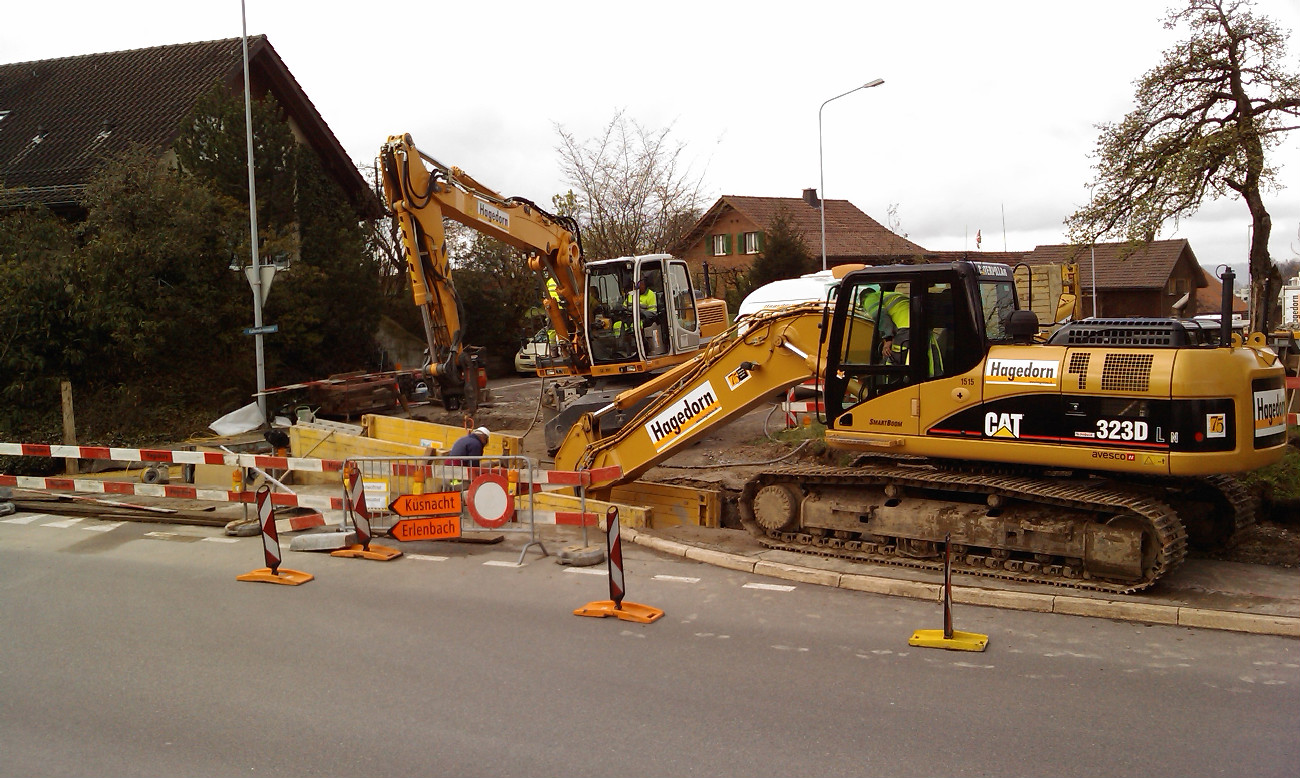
676,194,927,272
1027,239,1207,318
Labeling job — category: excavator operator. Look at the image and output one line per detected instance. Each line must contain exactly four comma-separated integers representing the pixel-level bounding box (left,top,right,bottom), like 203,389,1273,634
626,277,659,322
858,285,944,376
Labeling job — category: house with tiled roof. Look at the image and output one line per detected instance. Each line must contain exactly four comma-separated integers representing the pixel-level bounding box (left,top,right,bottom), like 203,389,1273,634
0,36,377,219
1025,239,1206,318
1196,267,1249,316
675,192,928,296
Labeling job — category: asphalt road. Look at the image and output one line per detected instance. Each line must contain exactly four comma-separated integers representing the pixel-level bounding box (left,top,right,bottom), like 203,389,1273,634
1,512,1297,778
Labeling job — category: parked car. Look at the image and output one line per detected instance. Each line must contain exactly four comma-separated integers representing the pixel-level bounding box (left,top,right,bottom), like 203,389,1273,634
514,328,553,374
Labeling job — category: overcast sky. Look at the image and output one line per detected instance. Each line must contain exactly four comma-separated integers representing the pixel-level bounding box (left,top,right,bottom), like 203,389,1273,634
4,0,1299,274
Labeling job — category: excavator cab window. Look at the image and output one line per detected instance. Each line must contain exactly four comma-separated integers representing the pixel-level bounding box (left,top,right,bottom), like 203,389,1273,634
588,265,631,363
825,266,977,417
979,279,1019,343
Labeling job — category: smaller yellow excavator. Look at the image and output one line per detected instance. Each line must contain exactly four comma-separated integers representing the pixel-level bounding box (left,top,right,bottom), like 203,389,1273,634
556,260,1288,593
378,134,728,425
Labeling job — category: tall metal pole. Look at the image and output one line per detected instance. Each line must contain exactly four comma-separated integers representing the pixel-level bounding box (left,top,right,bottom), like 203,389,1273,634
1088,186,1098,318
819,79,884,272
241,0,267,423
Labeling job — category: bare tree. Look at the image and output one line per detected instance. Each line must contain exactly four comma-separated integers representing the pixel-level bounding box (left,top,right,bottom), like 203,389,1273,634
555,110,710,260
1066,0,1300,331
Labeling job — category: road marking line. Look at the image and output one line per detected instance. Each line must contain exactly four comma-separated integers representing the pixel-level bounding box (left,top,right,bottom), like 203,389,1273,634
744,582,796,592
652,574,700,583
2,514,47,524
483,560,522,568
406,554,449,562
564,567,607,576
82,522,125,532
202,537,239,544
41,518,83,529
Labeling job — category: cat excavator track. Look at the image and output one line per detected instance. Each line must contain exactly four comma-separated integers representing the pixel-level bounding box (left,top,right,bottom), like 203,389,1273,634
741,462,1188,594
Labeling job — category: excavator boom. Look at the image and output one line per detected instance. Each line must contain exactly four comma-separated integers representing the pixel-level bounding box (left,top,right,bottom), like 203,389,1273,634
554,304,827,483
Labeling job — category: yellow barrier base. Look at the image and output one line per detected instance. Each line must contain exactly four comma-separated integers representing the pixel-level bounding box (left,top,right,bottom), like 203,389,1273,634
573,600,664,624
236,567,314,585
908,629,989,651
330,544,403,561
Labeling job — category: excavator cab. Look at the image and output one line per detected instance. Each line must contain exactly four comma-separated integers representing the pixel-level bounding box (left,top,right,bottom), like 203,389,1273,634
824,262,1001,421
585,255,701,366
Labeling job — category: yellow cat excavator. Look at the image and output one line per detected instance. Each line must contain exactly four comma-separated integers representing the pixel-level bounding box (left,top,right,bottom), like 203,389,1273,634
379,133,728,425
555,260,1288,593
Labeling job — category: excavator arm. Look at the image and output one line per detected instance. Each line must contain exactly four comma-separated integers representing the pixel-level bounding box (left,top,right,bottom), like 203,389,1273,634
379,134,590,407
553,304,831,493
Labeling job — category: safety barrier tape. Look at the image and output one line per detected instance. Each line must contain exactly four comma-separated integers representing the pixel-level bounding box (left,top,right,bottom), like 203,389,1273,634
0,443,620,486
0,474,346,512
0,442,344,473
525,510,599,526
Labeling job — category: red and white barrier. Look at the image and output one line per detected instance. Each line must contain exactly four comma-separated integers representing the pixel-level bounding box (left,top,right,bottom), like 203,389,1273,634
0,442,343,473
572,506,663,623
236,485,313,585
0,474,345,512
783,382,825,428
526,510,599,526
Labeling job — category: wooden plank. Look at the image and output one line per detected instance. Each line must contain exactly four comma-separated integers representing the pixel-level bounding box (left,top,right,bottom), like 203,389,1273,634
362,414,522,458
609,480,721,528
289,426,426,485
60,381,78,475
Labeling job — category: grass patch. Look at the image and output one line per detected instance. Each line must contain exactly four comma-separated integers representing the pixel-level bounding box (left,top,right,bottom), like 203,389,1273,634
1241,435,1300,503
769,420,826,443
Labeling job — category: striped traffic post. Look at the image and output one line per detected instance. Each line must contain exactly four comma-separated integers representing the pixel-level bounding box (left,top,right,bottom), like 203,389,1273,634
573,506,663,623
331,462,402,561
236,485,313,585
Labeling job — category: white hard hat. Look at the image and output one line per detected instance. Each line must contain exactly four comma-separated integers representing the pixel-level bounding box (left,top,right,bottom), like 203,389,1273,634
473,426,490,438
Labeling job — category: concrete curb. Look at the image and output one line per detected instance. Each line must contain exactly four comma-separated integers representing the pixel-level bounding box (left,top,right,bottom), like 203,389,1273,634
628,532,1300,638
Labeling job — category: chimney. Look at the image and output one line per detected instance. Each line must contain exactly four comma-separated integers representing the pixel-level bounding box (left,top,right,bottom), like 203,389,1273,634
803,188,820,209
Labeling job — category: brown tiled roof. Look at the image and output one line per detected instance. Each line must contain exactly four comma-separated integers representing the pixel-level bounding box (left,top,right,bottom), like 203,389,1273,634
1197,267,1249,313
0,37,378,217
678,195,928,260
1027,239,1203,291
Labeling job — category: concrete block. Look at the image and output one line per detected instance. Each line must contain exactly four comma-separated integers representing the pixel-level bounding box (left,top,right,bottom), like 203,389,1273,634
754,560,842,587
288,530,357,552
1053,596,1176,624
632,533,689,558
1178,607,1300,637
954,587,1055,613
839,574,938,600
684,546,755,573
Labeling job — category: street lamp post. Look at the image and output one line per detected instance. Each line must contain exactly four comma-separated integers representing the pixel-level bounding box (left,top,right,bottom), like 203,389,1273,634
819,79,884,272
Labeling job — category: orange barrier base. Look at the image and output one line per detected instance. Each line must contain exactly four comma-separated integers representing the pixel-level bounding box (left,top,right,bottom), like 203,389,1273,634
573,600,664,623
236,567,314,585
330,544,403,561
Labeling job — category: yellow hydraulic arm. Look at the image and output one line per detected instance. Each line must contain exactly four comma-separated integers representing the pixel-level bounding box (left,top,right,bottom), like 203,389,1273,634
554,304,829,494
379,134,591,402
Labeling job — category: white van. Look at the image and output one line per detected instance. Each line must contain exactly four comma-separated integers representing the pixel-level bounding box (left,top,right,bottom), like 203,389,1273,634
736,265,862,323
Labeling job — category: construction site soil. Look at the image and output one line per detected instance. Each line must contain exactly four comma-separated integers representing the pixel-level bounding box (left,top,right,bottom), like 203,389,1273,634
408,376,1300,571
